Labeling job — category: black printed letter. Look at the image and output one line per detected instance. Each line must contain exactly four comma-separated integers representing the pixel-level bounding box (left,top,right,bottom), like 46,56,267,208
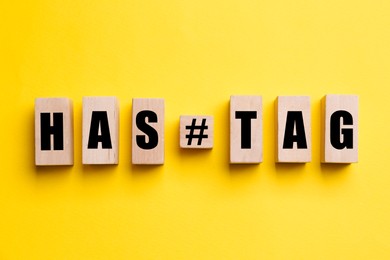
235,111,257,149
283,111,307,149
40,113,64,150
136,110,158,150
330,110,353,149
88,111,112,149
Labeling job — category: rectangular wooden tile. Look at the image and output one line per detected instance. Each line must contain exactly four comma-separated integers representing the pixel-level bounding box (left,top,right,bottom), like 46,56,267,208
322,95,358,163
132,98,164,164
35,98,74,166
180,116,214,149
276,96,311,163
230,95,262,163
82,97,119,164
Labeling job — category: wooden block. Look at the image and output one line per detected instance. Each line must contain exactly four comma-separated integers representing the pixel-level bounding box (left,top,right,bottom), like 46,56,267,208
230,95,262,163
82,97,119,165
35,98,74,166
276,96,311,163
322,95,358,163
180,116,214,149
132,98,164,164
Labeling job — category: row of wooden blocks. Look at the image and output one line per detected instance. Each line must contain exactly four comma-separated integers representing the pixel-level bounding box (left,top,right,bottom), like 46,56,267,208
35,95,358,166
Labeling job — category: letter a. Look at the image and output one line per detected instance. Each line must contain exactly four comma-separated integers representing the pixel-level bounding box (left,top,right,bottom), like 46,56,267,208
82,97,119,165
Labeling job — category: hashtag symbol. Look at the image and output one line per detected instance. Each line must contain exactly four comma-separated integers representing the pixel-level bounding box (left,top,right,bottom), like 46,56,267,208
185,118,208,145
180,116,214,149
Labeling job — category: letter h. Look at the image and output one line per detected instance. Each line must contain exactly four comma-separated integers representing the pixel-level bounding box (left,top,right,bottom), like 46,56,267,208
40,113,64,150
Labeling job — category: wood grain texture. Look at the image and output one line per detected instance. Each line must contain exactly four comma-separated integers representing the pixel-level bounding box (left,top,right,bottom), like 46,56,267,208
230,95,262,163
276,96,311,163
180,115,214,149
132,98,165,164
322,95,358,163
35,98,74,166
82,97,119,165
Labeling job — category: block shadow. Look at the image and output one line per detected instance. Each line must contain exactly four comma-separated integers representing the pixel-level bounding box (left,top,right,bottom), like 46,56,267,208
228,163,261,177
320,163,352,179
34,165,73,177
130,164,164,177
274,162,307,175
81,164,118,176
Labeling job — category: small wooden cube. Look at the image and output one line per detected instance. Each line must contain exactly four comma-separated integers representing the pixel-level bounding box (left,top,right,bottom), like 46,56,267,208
276,96,311,163
35,98,74,166
132,98,165,164
180,116,214,149
230,96,262,163
322,95,358,163
82,97,119,165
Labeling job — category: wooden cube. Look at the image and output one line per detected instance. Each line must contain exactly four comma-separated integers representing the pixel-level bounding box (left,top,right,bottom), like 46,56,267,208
35,98,74,166
322,95,358,163
276,96,311,163
180,116,214,149
82,97,119,165
230,95,262,163
132,98,165,164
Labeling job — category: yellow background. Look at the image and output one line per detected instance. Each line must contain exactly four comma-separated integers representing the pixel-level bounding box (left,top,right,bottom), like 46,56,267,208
1,0,390,259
